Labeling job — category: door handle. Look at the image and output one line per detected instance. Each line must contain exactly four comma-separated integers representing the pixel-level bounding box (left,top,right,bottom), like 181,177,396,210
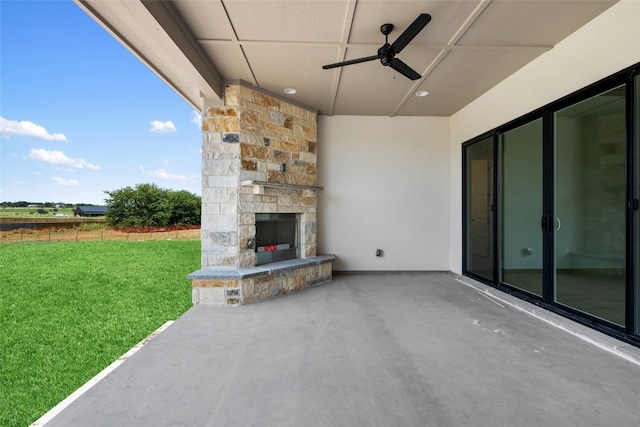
540,216,561,232
541,216,549,232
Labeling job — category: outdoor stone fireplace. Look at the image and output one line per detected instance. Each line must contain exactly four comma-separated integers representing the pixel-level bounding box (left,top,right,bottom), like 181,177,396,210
187,81,334,305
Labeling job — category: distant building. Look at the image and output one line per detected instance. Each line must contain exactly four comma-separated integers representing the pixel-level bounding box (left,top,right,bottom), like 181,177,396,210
74,206,108,217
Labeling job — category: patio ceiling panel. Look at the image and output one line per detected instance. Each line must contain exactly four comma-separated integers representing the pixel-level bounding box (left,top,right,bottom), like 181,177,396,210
75,0,620,117
172,0,234,41
346,0,448,44
241,44,339,114
223,0,349,42
399,48,547,117
199,43,258,87
458,0,618,47
417,0,489,46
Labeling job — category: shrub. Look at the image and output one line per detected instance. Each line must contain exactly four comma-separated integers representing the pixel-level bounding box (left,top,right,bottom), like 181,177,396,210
104,183,200,227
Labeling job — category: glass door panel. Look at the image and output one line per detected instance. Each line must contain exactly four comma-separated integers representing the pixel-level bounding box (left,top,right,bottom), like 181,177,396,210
635,74,640,333
555,85,626,326
501,119,544,296
465,137,494,281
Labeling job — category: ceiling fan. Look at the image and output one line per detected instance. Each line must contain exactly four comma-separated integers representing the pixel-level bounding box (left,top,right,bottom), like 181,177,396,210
322,13,432,80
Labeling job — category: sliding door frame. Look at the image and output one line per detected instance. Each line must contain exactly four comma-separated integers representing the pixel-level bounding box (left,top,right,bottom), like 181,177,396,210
462,62,640,346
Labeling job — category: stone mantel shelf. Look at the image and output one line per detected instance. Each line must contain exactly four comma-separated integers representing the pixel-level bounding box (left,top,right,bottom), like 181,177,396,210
188,255,336,280
240,180,324,191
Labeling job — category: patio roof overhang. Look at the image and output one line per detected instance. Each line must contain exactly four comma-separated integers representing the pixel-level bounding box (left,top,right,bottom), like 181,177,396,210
73,0,618,117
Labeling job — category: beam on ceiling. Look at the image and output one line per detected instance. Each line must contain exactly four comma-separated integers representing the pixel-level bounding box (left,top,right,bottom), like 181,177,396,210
141,0,224,103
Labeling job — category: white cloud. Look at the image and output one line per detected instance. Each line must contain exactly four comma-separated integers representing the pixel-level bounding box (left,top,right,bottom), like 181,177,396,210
191,110,202,126
29,148,101,170
148,168,197,184
149,120,176,133
0,116,67,141
52,176,80,186
12,180,26,186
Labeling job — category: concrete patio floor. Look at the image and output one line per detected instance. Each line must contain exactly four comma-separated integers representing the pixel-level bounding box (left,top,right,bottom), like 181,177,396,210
44,272,640,426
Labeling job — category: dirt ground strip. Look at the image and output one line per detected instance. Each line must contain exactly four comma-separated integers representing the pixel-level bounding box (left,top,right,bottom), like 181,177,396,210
1,227,201,243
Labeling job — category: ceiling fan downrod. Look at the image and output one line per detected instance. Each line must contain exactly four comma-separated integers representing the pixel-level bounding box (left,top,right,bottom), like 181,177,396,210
379,23,394,66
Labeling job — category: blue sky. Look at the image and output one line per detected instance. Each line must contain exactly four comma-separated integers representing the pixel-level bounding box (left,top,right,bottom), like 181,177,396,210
0,0,202,205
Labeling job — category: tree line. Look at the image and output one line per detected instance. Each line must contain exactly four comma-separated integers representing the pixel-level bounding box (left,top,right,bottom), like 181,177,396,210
2,184,201,227
104,183,201,227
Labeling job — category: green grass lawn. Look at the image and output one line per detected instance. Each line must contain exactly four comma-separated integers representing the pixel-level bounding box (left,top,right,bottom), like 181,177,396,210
0,240,200,426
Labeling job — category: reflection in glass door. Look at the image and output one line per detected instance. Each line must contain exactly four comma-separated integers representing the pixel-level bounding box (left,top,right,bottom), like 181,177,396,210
555,86,626,326
501,119,544,296
465,136,494,281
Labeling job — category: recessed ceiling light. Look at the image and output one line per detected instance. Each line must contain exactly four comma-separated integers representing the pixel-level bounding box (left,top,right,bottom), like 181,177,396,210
284,88,297,95
415,90,429,97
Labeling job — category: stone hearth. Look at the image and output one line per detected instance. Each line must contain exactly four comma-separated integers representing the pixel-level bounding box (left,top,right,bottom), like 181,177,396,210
187,81,334,305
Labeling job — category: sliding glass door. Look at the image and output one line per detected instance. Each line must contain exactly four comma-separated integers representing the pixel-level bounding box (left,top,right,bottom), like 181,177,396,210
500,119,544,296
554,86,627,325
635,74,640,333
463,63,640,343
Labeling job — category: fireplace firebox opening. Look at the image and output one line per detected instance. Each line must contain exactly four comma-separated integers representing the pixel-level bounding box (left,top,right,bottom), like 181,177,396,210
255,213,299,265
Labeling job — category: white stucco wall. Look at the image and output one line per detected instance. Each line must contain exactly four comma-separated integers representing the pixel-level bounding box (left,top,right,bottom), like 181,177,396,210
448,0,640,274
317,116,450,271
317,1,639,274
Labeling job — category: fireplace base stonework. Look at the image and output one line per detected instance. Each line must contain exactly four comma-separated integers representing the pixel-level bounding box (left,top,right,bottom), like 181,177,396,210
189,256,334,305
188,82,334,305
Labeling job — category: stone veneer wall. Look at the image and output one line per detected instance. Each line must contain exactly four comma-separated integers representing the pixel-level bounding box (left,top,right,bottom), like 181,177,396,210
189,82,333,305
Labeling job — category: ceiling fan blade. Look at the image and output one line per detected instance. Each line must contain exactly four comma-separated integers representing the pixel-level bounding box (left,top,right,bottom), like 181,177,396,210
390,13,431,54
389,58,422,80
322,55,379,70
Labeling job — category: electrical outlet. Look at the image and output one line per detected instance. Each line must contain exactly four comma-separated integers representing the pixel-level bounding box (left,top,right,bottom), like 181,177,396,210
376,249,383,257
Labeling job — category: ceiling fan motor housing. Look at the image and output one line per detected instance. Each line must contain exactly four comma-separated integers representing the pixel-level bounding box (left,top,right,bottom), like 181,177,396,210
380,54,394,67
378,43,395,66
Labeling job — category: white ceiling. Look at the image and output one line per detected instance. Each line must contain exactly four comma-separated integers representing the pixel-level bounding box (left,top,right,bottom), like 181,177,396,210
75,0,617,116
